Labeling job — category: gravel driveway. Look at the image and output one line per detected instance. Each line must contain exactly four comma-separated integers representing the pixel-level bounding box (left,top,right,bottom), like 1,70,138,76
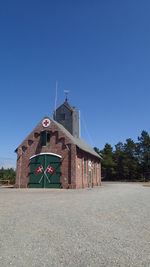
0,183,150,267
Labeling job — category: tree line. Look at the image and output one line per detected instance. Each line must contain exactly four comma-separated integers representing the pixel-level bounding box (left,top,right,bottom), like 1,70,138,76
0,168,16,185
94,130,150,181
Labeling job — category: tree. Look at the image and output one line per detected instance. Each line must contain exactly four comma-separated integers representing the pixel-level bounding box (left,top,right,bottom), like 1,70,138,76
100,143,116,180
138,130,150,180
94,147,101,156
123,138,140,180
114,142,125,180
94,130,150,181
0,168,16,184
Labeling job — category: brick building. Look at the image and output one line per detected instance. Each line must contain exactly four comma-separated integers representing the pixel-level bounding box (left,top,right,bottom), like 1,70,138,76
15,98,101,189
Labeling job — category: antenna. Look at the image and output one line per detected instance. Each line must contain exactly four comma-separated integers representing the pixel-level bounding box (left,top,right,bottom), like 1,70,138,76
64,90,70,100
81,112,94,147
54,81,58,119
79,110,81,137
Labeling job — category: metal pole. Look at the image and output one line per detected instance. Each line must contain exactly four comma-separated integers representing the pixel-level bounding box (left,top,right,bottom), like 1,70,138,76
54,80,57,119
79,110,81,137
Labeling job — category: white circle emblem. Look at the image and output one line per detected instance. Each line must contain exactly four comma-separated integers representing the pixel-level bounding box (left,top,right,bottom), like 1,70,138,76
42,118,50,128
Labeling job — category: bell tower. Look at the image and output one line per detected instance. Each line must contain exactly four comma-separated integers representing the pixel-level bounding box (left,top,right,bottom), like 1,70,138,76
53,97,79,138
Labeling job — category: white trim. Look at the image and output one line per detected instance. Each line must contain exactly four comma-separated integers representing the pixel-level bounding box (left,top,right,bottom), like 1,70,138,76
30,153,62,160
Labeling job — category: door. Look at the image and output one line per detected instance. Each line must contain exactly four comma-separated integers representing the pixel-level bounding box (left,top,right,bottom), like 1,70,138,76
29,153,61,188
89,170,92,185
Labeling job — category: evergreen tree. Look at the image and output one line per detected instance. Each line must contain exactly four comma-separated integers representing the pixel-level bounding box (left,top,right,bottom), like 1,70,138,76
94,147,101,156
0,168,16,184
123,138,140,180
138,130,150,180
114,142,125,180
100,143,116,180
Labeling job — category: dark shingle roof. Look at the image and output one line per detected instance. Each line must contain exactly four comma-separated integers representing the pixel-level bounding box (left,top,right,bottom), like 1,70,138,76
52,119,101,159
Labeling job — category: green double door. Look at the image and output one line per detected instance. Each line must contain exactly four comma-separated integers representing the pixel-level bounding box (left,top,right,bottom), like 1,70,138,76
29,154,61,188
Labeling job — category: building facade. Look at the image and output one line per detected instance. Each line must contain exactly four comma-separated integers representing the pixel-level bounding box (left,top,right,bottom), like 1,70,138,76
15,99,101,189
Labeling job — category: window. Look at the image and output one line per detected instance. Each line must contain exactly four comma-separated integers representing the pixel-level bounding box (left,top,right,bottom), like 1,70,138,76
93,163,95,175
58,113,65,120
88,160,91,167
47,133,50,143
41,131,50,146
84,159,86,175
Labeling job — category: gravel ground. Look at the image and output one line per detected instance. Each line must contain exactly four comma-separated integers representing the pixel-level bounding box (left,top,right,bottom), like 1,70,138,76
0,183,150,267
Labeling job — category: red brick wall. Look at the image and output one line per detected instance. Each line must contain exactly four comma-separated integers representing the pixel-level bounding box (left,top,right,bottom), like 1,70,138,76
75,148,101,189
76,155,83,188
15,118,77,188
15,117,101,189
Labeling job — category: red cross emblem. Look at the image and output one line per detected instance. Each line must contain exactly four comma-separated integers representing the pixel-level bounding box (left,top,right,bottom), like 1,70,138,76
42,118,50,127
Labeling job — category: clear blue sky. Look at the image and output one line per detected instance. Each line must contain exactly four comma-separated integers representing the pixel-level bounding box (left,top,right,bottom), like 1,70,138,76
0,0,150,168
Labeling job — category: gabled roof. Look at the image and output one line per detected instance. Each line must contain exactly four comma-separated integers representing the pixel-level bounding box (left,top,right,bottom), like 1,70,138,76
15,115,101,159
56,98,73,112
52,119,101,159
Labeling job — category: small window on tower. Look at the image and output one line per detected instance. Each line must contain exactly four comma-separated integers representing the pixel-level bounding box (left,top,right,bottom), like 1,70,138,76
58,114,65,120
